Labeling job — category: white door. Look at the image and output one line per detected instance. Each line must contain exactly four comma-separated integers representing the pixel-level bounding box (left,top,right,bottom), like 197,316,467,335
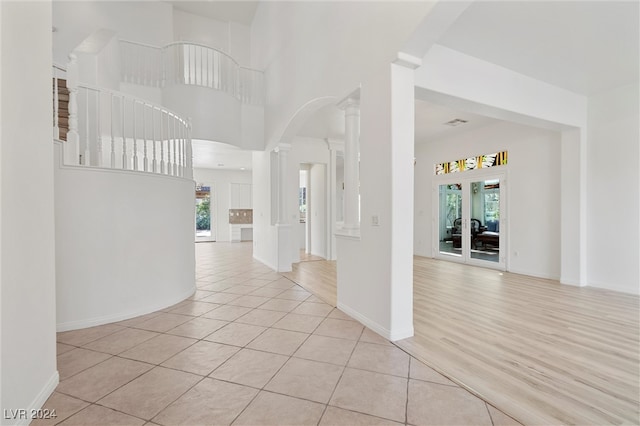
434,172,506,269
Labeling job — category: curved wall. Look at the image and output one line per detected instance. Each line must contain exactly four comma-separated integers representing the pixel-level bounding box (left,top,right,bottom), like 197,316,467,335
54,142,195,331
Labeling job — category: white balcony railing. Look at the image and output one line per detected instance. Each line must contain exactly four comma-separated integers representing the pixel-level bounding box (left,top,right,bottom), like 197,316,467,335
53,57,193,179
120,40,264,106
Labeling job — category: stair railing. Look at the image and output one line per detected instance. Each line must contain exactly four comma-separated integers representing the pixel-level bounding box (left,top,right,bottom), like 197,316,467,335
119,39,264,106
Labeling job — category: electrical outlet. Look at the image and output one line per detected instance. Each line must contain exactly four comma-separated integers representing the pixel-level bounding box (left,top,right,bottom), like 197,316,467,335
371,215,379,226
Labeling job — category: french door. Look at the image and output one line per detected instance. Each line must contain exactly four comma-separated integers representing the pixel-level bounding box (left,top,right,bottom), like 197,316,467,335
435,172,506,269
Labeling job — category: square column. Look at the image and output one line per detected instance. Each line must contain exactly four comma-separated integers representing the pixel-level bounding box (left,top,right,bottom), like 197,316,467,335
337,95,360,233
275,143,292,272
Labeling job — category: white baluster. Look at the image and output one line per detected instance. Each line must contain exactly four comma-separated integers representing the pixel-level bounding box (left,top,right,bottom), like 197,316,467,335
152,107,157,173
53,70,60,139
110,93,115,168
172,116,177,176
160,111,165,174
167,114,173,176
83,88,90,165
96,91,102,167
143,104,148,172
122,95,127,170
186,118,193,179
66,53,80,165
133,99,138,171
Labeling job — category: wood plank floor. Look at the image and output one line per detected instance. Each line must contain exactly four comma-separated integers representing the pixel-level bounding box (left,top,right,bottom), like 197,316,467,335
282,253,337,307
396,256,640,426
286,254,640,425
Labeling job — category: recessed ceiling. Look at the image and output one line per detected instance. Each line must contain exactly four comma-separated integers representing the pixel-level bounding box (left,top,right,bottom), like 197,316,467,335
437,1,639,95
167,1,259,25
414,99,500,143
192,140,253,170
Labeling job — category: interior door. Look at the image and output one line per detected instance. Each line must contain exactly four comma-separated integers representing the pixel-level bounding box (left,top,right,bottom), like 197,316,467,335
435,173,505,269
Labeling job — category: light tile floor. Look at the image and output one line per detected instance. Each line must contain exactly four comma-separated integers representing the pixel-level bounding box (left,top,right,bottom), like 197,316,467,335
38,242,521,426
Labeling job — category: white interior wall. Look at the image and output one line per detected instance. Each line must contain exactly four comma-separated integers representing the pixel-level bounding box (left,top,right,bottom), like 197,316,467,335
587,82,640,294
55,143,196,330
1,2,58,422
193,168,252,242
414,121,561,279
252,150,278,269
53,1,173,65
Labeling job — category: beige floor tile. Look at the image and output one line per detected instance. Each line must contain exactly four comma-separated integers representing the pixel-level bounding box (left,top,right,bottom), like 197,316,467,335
210,348,288,388
98,367,201,420
265,357,343,403
272,312,324,333
168,301,219,316
235,309,287,327
291,301,334,317
162,341,240,376
57,357,152,402
83,328,159,355
257,271,283,281
246,328,309,356
233,391,324,426
293,335,357,366
200,292,241,305
57,324,124,346
330,368,408,423
347,342,410,377
407,379,492,426
327,308,355,321
409,357,458,386
487,405,524,426
221,285,261,295
226,295,271,308
115,312,162,328
57,348,112,380
359,328,393,346
58,404,145,426
258,298,301,312
247,287,287,298
187,290,215,301
202,305,252,321
119,334,196,364
30,392,89,426
204,322,266,347
263,279,296,289
314,318,364,340
275,289,311,301
242,278,275,287
133,313,193,332
306,295,325,303
57,343,75,356
166,317,228,339
199,282,235,292
320,406,403,425
153,378,258,426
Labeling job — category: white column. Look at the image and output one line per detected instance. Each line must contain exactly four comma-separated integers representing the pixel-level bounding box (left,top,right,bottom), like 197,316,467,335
275,143,292,272
338,96,360,231
326,139,344,260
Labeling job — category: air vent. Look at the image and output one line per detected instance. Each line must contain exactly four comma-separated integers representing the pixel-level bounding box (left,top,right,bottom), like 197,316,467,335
444,118,468,127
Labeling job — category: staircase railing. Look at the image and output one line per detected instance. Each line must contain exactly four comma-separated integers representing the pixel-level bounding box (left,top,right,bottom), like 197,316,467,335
54,55,193,179
120,39,264,106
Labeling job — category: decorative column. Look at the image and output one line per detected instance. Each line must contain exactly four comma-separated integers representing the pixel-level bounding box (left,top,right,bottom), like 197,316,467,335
338,95,360,232
326,138,344,260
65,53,80,165
275,143,292,272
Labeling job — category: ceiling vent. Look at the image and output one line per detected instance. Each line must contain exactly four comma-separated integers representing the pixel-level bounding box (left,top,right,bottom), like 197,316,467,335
444,118,468,127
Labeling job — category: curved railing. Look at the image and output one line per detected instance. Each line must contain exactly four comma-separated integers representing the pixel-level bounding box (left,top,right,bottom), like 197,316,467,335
54,56,193,179
120,39,264,106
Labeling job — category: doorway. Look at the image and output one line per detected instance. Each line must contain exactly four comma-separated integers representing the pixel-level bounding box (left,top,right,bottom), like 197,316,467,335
195,184,215,242
435,172,505,269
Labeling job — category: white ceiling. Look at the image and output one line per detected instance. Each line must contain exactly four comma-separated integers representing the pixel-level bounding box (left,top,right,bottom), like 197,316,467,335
297,104,345,140
414,100,500,143
167,1,259,25
437,1,639,96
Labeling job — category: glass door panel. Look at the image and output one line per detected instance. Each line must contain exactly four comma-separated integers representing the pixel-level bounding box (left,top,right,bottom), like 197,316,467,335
438,183,462,257
195,185,215,241
470,179,500,263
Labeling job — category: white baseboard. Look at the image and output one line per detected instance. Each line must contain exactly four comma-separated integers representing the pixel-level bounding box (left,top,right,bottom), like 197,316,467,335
10,371,60,426
56,285,196,332
508,267,560,281
337,302,414,342
252,253,277,272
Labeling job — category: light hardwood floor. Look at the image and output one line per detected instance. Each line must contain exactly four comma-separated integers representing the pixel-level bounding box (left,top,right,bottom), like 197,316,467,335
286,255,640,425
282,254,337,307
